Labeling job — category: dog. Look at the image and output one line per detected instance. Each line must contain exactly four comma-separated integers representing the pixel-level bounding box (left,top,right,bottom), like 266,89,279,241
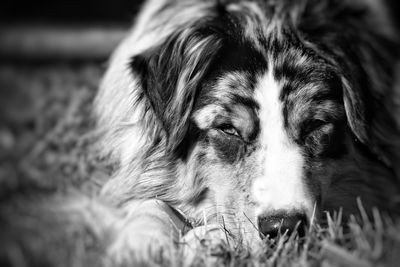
94,0,400,264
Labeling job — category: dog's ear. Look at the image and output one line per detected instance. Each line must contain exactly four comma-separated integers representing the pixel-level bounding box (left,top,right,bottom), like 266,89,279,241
298,0,398,146
338,27,398,146
129,30,222,152
330,2,400,170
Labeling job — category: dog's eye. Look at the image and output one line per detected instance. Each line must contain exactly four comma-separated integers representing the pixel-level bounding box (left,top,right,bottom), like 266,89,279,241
305,119,327,135
217,124,240,137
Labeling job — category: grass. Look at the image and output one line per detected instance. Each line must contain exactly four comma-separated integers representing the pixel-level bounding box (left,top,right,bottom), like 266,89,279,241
0,63,399,267
176,204,400,267
0,63,110,197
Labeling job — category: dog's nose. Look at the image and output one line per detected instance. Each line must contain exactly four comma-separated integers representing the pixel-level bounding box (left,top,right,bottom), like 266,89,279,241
257,210,307,239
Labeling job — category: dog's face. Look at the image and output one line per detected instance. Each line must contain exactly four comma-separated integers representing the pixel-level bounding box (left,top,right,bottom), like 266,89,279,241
105,0,397,243
187,38,347,239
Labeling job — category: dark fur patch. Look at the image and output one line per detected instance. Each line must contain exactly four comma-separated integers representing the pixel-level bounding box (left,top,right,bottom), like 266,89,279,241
129,29,223,154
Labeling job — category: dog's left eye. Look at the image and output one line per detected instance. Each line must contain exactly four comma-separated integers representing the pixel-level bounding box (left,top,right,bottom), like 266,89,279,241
217,124,240,137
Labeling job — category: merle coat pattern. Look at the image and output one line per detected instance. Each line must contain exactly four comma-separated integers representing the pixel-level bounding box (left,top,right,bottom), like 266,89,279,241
94,0,400,263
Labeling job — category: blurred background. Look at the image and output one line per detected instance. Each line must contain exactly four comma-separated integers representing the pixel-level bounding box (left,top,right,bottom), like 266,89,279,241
0,0,146,61
0,0,143,23
0,0,145,201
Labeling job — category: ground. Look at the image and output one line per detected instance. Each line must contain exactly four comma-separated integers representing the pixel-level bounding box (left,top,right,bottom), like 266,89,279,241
0,63,399,267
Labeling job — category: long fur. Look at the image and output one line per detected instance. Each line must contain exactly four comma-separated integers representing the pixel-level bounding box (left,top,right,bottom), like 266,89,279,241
95,0,400,263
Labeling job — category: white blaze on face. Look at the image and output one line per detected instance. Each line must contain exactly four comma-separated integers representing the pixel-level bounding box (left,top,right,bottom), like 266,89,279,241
253,71,312,217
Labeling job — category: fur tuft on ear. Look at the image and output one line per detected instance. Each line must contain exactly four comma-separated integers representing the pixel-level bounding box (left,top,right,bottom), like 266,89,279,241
129,29,223,153
341,77,369,143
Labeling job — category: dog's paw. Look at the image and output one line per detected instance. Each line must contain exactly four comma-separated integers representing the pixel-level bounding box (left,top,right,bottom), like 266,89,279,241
181,224,235,266
103,199,185,266
107,217,176,266
106,223,175,266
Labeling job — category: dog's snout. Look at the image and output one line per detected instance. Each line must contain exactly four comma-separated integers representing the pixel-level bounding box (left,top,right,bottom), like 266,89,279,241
257,210,307,239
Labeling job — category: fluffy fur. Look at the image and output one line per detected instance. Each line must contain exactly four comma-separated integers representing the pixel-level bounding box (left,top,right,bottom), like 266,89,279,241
94,0,400,263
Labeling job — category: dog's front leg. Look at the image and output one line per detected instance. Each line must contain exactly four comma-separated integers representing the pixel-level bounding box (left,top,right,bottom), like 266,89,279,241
106,199,188,266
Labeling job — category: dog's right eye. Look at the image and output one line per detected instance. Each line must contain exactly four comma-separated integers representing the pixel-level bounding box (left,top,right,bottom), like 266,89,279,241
217,124,241,138
304,119,327,135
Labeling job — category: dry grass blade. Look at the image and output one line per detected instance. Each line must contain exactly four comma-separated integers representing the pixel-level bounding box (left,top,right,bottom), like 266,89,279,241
322,241,372,267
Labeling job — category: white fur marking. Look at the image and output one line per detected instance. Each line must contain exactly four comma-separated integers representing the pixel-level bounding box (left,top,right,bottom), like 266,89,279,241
253,71,312,217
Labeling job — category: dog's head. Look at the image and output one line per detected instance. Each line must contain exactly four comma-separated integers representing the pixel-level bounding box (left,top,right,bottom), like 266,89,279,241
102,0,399,242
